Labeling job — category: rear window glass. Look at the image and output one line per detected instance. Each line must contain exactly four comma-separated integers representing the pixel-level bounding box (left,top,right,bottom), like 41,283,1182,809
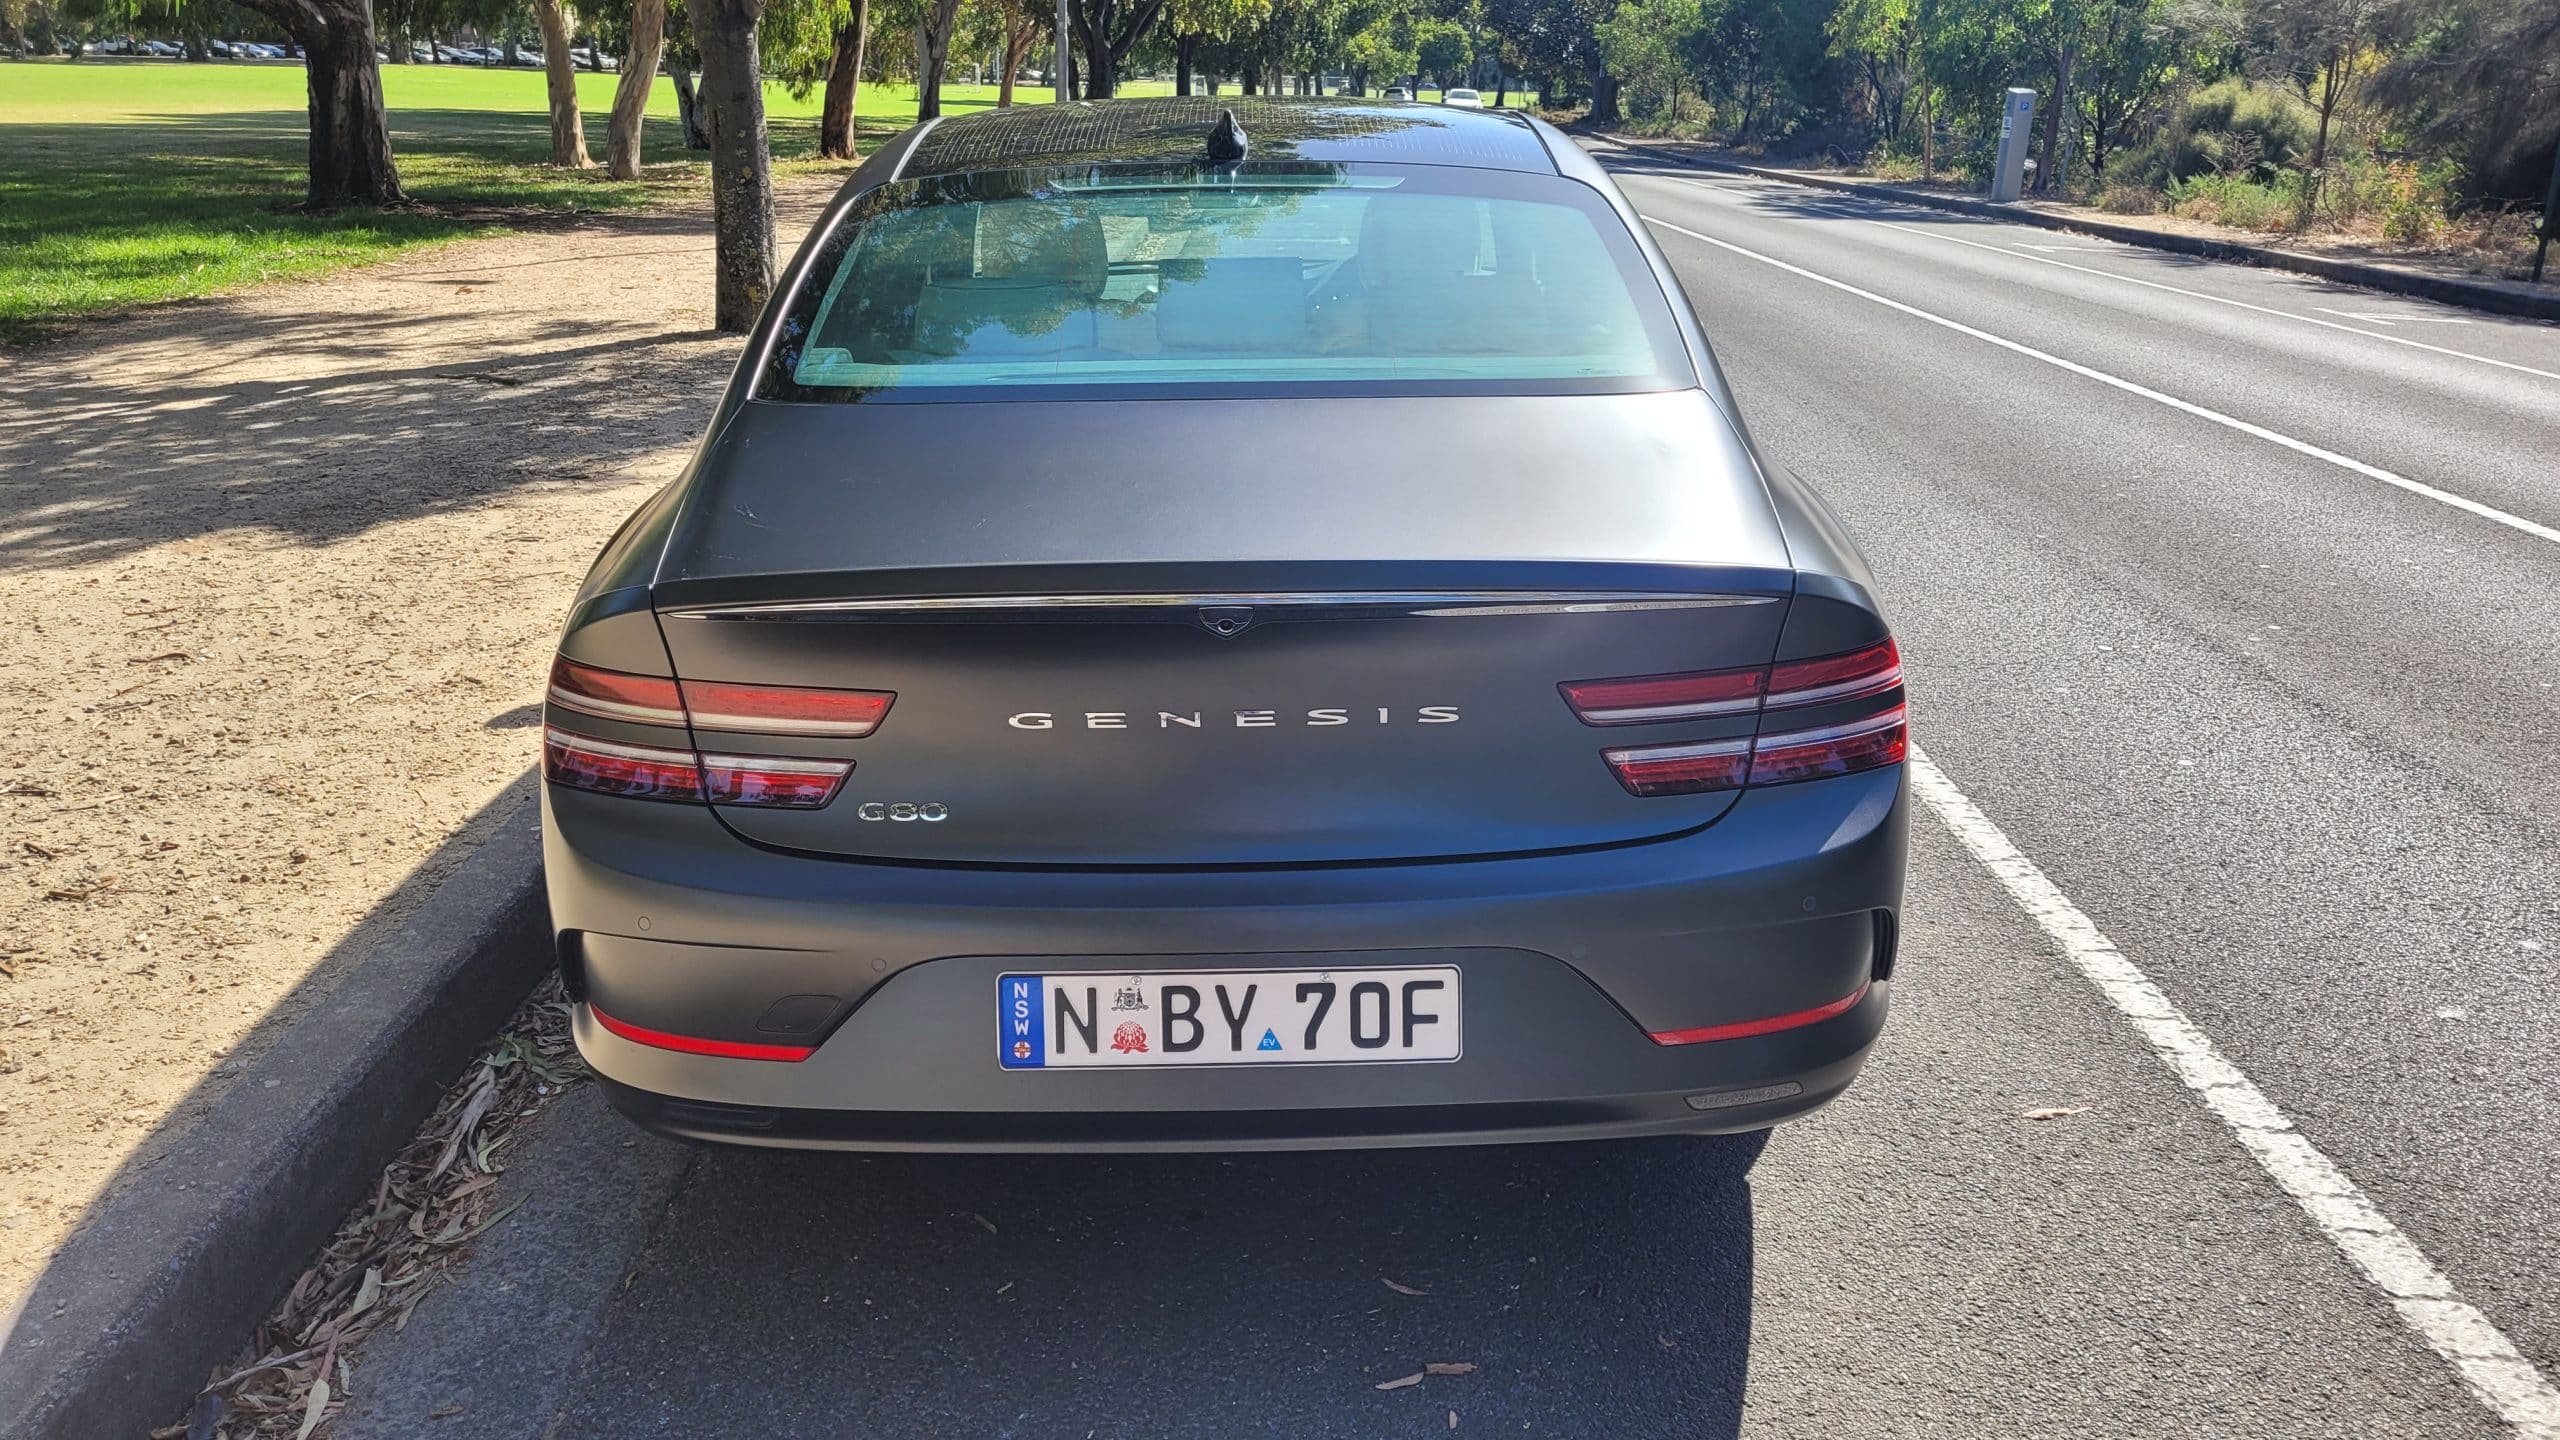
757,164,1695,402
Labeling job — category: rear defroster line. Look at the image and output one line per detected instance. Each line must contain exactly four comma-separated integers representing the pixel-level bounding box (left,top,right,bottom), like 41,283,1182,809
1908,744,2560,1439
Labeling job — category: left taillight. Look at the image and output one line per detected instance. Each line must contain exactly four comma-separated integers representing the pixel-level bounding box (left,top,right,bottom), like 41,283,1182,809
1575,637,1908,798
542,656,858,809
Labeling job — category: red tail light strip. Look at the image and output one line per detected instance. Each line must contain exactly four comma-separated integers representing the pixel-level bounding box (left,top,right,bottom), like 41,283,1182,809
1601,736,1753,798
1563,639,1901,727
543,726,704,802
1766,638,1902,711
1647,980,1872,1046
547,657,688,727
545,727,854,809
700,752,853,809
1747,705,1909,787
680,679,894,738
589,1004,815,1062
1601,704,1909,797
1560,668,1765,725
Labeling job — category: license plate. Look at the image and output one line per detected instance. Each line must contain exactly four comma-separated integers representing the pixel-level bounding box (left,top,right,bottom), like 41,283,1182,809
997,966,1462,1069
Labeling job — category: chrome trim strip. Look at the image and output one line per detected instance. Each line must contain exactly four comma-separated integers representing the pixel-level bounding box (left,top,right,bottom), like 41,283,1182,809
546,684,688,728
698,753,853,775
1754,704,1910,749
1601,735,1753,765
1577,695,1764,724
687,711,883,738
1764,666,1906,711
668,592,1773,620
543,725,697,766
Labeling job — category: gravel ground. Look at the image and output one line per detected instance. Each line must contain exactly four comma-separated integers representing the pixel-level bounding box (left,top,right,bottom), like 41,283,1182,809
0,180,834,1307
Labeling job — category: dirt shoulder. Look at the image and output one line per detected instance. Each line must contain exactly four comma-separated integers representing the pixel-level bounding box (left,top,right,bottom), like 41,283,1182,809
0,178,835,1310
1611,134,2556,304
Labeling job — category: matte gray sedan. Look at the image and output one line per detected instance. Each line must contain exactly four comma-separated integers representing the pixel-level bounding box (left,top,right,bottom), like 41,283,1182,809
542,97,1908,1150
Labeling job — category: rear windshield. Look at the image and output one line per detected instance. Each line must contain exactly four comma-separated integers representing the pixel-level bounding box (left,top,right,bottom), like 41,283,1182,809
757,163,1696,402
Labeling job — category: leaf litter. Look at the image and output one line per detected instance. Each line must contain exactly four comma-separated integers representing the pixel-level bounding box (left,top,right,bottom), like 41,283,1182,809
153,978,586,1439
1375,1362,1479,1391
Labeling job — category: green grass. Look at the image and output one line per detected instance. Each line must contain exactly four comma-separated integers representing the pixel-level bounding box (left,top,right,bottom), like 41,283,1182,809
0,58,1159,342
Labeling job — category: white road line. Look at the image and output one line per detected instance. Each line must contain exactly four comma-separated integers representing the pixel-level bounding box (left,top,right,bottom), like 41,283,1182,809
1907,745,2560,1440
1641,213,2560,547
1601,145,2560,384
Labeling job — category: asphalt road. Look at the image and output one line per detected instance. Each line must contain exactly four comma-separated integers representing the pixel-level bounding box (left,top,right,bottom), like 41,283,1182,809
333,148,2560,1440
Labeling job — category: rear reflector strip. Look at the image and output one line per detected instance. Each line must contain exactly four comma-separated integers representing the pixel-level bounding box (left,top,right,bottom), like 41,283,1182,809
1601,736,1753,798
1745,704,1909,787
1601,703,1908,797
1648,980,1872,1046
1561,667,1765,725
1766,638,1903,711
680,679,895,738
589,1005,815,1062
701,752,852,809
547,657,688,727
543,726,703,802
544,727,853,809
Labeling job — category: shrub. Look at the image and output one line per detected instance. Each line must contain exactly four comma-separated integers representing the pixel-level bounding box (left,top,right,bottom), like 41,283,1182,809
2096,181,2161,214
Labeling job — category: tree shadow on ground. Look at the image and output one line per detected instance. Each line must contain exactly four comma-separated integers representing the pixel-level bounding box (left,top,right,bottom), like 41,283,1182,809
0,183,871,569
555,1133,1763,1437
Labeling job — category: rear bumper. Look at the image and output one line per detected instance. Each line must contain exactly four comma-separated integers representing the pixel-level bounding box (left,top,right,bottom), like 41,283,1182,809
545,766,1908,1152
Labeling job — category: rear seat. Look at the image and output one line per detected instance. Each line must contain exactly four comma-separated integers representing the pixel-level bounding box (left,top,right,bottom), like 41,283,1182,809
1154,257,1311,354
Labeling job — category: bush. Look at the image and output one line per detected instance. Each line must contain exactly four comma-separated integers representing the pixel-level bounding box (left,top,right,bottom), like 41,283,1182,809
2111,78,2316,190
2166,171,2303,232
2095,180,2161,214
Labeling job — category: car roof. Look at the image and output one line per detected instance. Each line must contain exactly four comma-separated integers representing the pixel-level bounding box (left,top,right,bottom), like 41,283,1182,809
898,96,1557,178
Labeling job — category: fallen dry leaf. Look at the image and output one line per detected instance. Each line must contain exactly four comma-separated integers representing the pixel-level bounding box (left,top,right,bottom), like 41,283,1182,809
1424,1363,1477,1377
1375,1372,1426,1391
1382,1277,1430,1296
1449,1411,1459,1430
2023,1106,2092,1121
966,1211,999,1235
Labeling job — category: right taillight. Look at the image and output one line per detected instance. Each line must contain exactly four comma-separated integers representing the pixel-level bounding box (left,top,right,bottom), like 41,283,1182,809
1580,637,1907,797
541,656,868,809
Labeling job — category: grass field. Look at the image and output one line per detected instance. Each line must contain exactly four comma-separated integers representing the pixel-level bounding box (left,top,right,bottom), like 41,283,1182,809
0,59,1176,341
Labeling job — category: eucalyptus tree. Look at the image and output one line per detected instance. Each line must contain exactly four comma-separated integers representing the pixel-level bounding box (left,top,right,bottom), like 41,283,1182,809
1066,0,1163,96
689,0,777,328
606,0,670,175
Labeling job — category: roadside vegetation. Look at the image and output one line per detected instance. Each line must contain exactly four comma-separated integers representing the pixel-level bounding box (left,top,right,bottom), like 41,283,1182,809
0,60,1128,342
3,0,2546,340
1589,0,2558,274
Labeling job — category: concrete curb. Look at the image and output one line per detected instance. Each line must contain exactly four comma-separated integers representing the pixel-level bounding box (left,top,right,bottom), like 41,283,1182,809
1600,134,2560,324
0,785,550,1440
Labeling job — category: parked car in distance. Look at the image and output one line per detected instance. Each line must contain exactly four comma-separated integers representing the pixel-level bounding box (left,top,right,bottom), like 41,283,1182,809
1441,87,1484,108
1382,85,1412,99
544,97,1909,1155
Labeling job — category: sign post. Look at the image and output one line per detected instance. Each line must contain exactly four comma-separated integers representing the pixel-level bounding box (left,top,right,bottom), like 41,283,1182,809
1990,88,2038,203
2534,133,2559,283
1055,0,1071,102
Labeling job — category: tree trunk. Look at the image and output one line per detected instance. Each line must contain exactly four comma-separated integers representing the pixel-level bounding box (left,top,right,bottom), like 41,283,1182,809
1584,60,1619,126
260,3,406,207
818,0,867,157
1001,17,1032,107
690,0,776,333
1072,10,1114,98
605,0,665,178
530,0,591,167
2035,48,2072,193
1239,69,1255,95
1174,33,1193,96
670,66,711,149
915,0,960,120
